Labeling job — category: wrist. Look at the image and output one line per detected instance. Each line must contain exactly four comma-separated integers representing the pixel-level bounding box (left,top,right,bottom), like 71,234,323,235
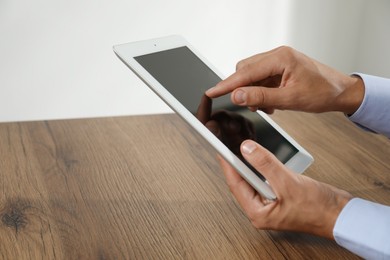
335,75,365,115
324,191,353,240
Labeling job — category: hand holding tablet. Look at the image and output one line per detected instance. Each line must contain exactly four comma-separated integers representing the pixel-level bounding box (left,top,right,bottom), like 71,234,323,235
113,35,313,200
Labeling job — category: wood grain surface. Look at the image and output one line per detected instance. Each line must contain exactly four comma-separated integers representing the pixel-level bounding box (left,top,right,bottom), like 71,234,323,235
0,111,389,259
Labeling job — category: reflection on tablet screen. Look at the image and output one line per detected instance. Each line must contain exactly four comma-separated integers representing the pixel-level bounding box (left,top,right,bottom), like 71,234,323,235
135,46,298,175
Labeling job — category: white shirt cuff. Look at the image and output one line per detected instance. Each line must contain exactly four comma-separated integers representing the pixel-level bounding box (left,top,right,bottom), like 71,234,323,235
349,73,390,138
333,198,390,259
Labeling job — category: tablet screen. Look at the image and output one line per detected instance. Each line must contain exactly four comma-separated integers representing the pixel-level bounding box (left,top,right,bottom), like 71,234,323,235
135,47,298,165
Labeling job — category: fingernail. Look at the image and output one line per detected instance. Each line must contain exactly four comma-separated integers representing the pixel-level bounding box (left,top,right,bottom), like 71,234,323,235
205,86,216,95
234,90,246,104
242,140,257,154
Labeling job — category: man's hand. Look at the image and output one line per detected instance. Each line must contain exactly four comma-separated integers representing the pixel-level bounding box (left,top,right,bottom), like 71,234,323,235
219,139,353,239
206,46,364,115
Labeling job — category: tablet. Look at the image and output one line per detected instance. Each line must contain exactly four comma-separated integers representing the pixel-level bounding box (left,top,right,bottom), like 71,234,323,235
113,35,313,200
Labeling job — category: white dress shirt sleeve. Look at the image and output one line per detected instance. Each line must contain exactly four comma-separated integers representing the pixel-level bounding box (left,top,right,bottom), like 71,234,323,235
333,73,390,259
348,73,390,137
334,198,390,259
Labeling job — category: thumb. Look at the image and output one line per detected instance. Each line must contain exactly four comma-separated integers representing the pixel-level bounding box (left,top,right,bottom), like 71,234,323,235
232,86,287,109
240,140,291,187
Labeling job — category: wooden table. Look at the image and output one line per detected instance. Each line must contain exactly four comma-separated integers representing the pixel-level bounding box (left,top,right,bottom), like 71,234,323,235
0,111,389,259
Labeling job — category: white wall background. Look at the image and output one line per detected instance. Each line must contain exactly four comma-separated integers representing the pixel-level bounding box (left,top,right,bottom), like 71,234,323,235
0,0,389,122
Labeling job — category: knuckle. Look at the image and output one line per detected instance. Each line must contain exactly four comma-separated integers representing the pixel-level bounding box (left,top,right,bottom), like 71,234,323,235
254,152,275,170
278,45,293,54
226,181,236,193
247,210,259,226
236,60,246,71
251,220,262,229
277,46,296,62
235,62,256,86
226,178,243,193
248,210,267,229
252,89,266,106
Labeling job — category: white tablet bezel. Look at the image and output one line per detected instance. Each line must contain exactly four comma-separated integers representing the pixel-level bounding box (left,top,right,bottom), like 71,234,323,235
113,35,313,200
